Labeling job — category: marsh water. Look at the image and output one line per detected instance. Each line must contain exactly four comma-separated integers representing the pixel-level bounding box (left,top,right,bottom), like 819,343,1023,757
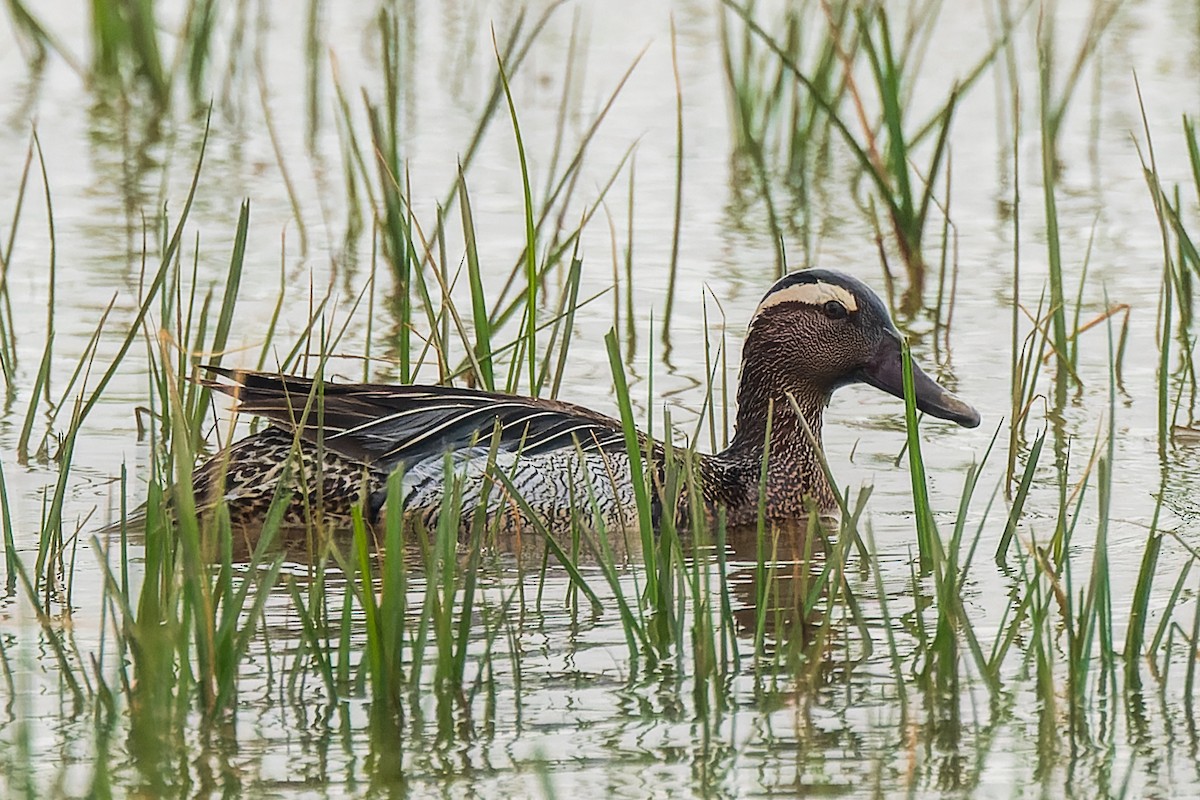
3,0,1200,797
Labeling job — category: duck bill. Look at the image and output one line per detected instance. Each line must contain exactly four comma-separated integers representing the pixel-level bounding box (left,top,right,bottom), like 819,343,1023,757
858,336,981,428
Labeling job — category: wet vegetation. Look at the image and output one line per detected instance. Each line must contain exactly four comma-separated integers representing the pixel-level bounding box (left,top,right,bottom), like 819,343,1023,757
2,0,1200,797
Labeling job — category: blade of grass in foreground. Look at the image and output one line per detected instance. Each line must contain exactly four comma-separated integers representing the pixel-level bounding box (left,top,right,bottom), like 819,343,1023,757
33,131,55,405
458,167,494,391
0,460,14,594
1038,36,1070,405
188,199,249,442
899,340,941,568
352,501,404,722
995,429,1045,564
0,137,38,386
662,17,686,336
604,329,657,603
494,29,539,395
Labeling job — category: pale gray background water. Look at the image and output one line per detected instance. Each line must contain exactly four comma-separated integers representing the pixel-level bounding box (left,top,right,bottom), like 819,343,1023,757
1,1,1199,797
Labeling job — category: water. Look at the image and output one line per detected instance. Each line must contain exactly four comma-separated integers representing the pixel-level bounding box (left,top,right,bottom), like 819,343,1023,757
2,0,1200,797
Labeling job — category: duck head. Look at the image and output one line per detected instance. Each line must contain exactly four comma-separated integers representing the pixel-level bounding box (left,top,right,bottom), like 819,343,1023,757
742,268,980,427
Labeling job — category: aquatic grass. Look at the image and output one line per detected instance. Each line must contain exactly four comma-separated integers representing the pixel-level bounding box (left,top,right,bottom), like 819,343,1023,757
1174,118,1200,421
863,521,908,713
661,18,688,335
331,1,634,395
928,154,957,349
493,32,539,395
284,562,340,700
363,91,423,384
95,489,284,790
1003,36,1026,500
1005,291,1053,492
538,9,584,210
896,343,1005,699
484,60,643,328
183,199,249,443
0,135,36,390
15,338,52,463
791,508,866,680
83,113,211,434
540,256,583,399
0,122,305,793
162,347,287,721
604,329,659,604
994,428,1044,563
4,0,81,72
733,395,873,681
1062,319,1120,728
1036,0,1123,161
31,298,116,460
82,292,297,794
3,537,85,710
1135,111,1199,458
1122,474,1167,688
178,0,219,107
681,466,737,711
32,398,79,601
854,5,957,313
90,0,169,104
986,311,1184,749
938,445,1004,689
568,455,656,661
349,495,405,724
898,342,940,569
1119,112,1200,690
465,139,640,387
16,133,57,462
651,409,689,661
425,461,478,726
277,428,571,744
749,400,775,664
0,460,14,594
459,169,495,390
14,121,213,607
1037,32,1072,406
718,0,846,268
723,0,1010,311
551,402,746,688
84,0,250,109
12,10,1200,797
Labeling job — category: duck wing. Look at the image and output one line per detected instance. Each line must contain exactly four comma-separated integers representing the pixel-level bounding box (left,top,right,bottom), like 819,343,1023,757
202,367,630,474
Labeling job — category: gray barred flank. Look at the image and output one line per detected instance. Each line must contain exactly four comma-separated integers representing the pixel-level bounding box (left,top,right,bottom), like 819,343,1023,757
194,425,638,535
400,448,636,534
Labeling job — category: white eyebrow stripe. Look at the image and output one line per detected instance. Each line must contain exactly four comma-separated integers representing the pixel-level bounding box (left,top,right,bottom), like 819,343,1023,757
749,280,858,325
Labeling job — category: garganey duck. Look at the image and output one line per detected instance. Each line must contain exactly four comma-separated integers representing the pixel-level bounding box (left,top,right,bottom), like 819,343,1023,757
193,269,979,532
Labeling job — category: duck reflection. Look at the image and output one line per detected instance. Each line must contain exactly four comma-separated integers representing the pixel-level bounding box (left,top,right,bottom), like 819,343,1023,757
723,516,846,652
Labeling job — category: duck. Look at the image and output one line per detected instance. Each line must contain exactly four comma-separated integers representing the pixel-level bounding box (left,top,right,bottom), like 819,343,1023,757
191,268,980,534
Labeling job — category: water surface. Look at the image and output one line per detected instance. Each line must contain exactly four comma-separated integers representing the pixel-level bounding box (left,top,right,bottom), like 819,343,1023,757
2,1,1200,797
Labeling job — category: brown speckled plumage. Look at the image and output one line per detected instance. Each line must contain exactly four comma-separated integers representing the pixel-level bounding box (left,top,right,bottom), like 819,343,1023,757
192,269,980,533
193,426,387,528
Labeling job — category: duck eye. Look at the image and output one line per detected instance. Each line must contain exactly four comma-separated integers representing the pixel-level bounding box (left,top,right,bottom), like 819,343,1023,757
823,300,848,320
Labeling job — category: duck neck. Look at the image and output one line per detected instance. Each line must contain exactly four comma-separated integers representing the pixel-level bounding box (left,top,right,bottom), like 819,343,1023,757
717,378,834,520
